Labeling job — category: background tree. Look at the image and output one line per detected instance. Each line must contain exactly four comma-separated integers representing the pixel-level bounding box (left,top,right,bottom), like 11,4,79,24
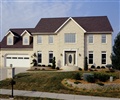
84,57,88,71
112,32,120,70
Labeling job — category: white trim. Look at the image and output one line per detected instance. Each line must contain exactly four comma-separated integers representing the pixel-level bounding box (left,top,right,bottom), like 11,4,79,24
55,17,86,33
63,49,78,66
21,30,31,36
5,31,15,36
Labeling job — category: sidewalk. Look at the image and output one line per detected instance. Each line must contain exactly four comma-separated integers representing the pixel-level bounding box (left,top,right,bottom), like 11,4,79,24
0,89,119,100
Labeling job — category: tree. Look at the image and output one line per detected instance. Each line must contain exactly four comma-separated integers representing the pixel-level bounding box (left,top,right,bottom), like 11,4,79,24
112,32,120,70
84,57,88,71
52,57,56,69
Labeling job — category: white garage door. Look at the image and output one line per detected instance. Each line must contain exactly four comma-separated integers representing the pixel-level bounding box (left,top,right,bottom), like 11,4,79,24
6,55,30,67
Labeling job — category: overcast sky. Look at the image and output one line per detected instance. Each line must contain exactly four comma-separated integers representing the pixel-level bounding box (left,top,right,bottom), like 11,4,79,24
0,0,120,44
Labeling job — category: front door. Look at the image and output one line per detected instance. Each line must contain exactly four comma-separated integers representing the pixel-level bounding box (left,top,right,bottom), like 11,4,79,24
65,51,75,66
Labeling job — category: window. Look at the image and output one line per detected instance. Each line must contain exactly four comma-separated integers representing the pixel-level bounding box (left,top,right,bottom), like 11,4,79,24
101,51,106,64
89,51,93,64
38,52,42,63
101,34,106,43
49,51,53,63
48,35,53,44
23,37,28,45
7,37,13,45
88,35,93,43
65,33,76,43
37,35,42,44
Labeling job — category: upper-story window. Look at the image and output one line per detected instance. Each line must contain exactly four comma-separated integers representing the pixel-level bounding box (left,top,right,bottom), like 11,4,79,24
101,34,106,43
88,35,93,43
48,35,53,44
37,35,42,44
23,36,29,45
64,33,76,43
7,37,13,45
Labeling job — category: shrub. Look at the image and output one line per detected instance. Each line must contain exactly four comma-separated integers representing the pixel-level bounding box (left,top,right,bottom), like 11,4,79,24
101,66,105,69
78,68,82,71
73,73,81,80
91,65,95,69
38,64,41,67
84,57,88,71
52,57,56,69
106,64,113,69
42,65,46,67
97,66,100,69
83,73,93,81
56,67,60,70
86,75,95,83
48,65,52,67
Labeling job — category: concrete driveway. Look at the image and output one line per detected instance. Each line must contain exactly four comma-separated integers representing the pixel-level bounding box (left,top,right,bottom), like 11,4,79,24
0,67,29,81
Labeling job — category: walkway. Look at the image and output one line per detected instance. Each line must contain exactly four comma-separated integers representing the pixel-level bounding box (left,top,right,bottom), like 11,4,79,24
0,89,119,100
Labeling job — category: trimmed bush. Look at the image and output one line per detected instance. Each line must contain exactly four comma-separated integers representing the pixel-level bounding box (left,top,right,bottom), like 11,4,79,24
91,65,95,69
73,73,81,80
97,66,100,69
38,64,41,67
83,73,93,81
78,68,82,71
42,65,46,67
86,75,95,83
56,67,60,70
101,66,105,69
48,65,52,67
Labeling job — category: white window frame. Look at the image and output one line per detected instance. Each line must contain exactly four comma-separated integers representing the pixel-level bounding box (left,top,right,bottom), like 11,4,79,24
37,35,42,44
64,33,76,43
7,36,13,45
49,51,53,63
88,51,93,64
101,34,106,43
38,51,42,64
88,35,93,44
48,35,53,44
101,51,106,64
23,36,29,45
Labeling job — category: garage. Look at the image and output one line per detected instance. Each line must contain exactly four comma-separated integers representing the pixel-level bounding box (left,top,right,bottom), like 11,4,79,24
6,55,30,67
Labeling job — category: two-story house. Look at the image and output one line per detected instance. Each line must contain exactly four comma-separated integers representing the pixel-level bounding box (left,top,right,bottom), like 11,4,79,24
0,16,113,70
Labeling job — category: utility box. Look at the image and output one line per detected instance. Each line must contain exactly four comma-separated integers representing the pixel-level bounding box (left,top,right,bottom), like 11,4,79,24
110,76,113,82
7,65,15,78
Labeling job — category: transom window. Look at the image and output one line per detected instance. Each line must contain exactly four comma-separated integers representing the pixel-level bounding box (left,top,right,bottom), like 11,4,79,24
88,35,93,43
37,35,42,44
101,34,106,43
48,35,53,44
64,33,76,43
89,51,93,64
101,51,106,64
49,51,53,63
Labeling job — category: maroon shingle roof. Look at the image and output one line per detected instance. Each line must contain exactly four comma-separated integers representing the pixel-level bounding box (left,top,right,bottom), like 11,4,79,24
1,16,113,48
33,16,113,33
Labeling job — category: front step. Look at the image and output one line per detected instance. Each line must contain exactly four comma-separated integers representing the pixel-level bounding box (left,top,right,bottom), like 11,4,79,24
60,66,78,71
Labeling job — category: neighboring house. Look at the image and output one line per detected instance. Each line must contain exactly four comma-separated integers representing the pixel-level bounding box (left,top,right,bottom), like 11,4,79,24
0,16,113,70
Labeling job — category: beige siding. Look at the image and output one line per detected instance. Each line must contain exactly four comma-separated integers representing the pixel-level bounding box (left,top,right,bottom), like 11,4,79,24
85,33,112,68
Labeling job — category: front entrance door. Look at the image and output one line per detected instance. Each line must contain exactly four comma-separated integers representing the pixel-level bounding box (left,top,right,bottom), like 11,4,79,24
65,51,76,66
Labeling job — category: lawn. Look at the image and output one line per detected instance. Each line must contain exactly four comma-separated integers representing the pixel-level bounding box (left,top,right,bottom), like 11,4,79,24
0,71,120,98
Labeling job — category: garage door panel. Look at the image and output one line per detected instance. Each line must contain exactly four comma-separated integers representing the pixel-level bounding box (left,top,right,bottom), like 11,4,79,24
6,55,30,67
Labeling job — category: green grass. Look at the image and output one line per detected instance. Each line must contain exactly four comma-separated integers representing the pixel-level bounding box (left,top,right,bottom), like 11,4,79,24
0,71,120,98
0,94,58,100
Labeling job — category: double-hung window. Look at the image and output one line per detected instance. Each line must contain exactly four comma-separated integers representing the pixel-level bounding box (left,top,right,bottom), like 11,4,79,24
89,51,93,64
88,35,93,43
49,51,53,63
101,34,106,43
37,35,42,44
48,35,53,44
23,37,29,45
38,52,42,63
64,33,76,43
7,37,13,45
101,51,106,64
